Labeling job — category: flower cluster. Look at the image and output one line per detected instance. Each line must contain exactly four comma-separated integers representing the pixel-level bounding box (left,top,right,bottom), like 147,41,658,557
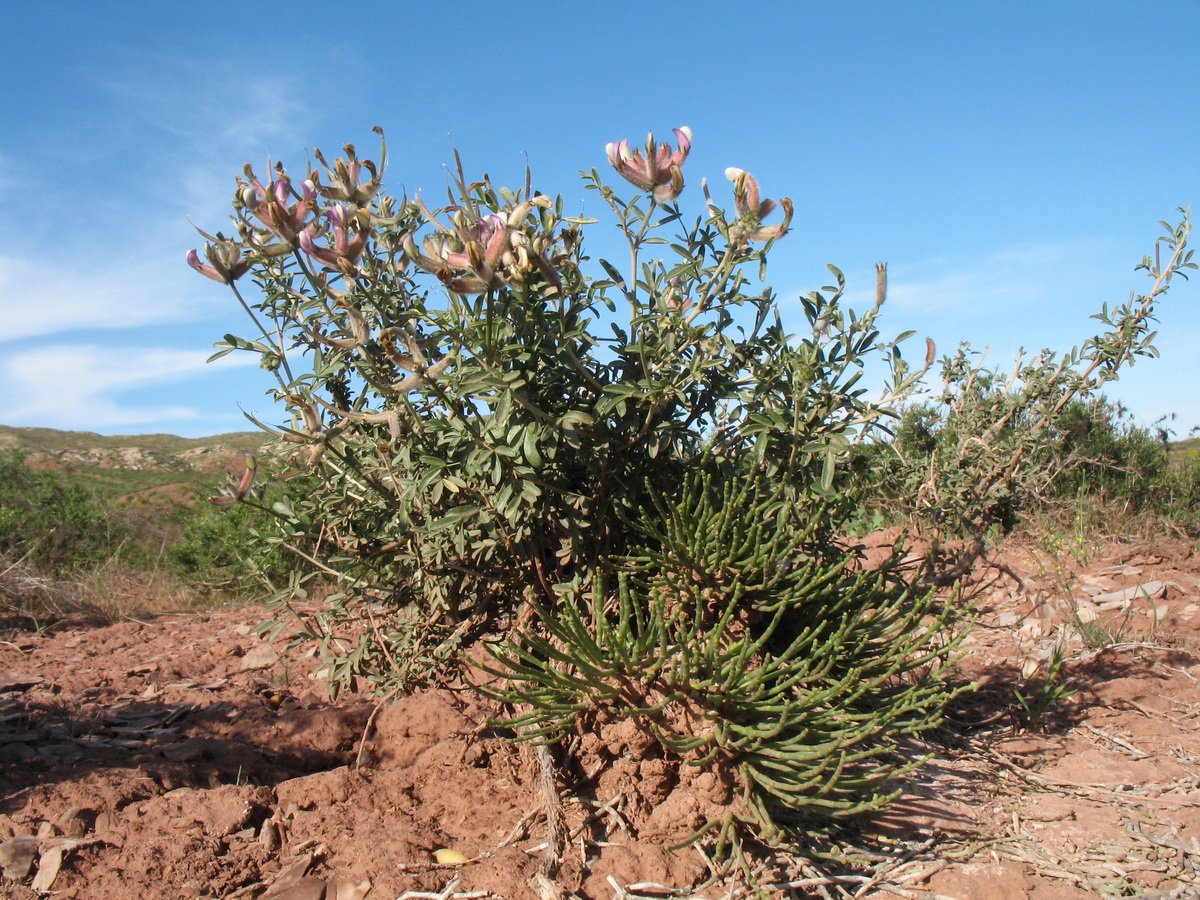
187,131,389,284
706,167,793,243
402,197,563,295
239,172,316,250
299,204,370,275
605,126,692,202
601,126,792,245
308,138,384,203
189,126,793,294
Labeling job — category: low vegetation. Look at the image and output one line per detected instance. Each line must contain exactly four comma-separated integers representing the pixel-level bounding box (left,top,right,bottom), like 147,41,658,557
0,437,291,623
179,123,1194,871
2,126,1194,886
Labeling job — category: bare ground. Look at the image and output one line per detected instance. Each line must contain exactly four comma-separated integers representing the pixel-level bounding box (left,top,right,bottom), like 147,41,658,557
1,536,1199,899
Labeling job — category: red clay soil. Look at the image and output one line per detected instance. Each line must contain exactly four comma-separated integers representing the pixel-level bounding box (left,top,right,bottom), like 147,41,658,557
2,536,1199,899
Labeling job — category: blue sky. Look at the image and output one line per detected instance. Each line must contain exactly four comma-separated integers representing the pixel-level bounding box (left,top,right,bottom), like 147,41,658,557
2,1,1197,438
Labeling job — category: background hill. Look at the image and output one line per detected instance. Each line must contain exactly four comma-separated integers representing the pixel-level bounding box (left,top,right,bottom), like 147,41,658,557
0,425,265,506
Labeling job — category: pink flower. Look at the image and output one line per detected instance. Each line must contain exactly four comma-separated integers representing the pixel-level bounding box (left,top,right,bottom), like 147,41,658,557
187,241,250,283
707,168,793,243
309,132,385,204
402,215,508,294
402,202,553,294
605,127,692,202
242,173,317,247
299,204,370,273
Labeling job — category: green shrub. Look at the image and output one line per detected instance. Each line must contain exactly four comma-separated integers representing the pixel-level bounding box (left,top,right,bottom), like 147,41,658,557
188,127,958,850
188,126,1191,855
860,219,1195,568
1052,399,1168,498
1152,454,1200,534
878,394,1200,540
167,468,321,592
479,467,964,845
0,450,117,571
1050,400,1200,533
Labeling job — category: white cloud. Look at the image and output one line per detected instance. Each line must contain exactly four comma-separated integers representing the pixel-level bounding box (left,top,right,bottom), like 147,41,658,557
100,53,308,138
861,237,1122,316
0,51,327,343
0,343,255,432
0,252,218,341
0,56,330,435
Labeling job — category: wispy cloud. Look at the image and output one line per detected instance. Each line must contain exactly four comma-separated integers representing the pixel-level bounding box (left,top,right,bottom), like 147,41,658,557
100,64,308,145
0,343,255,432
0,47,350,434
97,61,319,218
860,237,1124,317
0,51,328,346
0,253,214,342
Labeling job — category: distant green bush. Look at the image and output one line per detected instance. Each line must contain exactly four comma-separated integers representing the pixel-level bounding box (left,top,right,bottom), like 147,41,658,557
1051,399,1170,500
875,397,1200,538
0,449,117,570
1048,400,1200,534
167,469,321,592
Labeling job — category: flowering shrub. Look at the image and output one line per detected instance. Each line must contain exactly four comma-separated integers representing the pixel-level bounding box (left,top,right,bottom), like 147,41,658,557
190,126,965,851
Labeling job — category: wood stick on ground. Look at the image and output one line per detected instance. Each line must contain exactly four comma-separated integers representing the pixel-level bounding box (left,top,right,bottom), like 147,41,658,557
537,742,566,880
354,686,401,769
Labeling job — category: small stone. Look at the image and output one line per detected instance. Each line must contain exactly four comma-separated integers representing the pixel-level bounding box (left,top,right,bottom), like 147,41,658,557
59,809,88,839
263,852,315,897
0,834,40,880
1097,565,1142,576
270,877,329,900
239,644,280,671
259,820,280,853
37,743,80,762
0,673,45,693
331,876,372,900
1092,581,1165,606
30,844,63,892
